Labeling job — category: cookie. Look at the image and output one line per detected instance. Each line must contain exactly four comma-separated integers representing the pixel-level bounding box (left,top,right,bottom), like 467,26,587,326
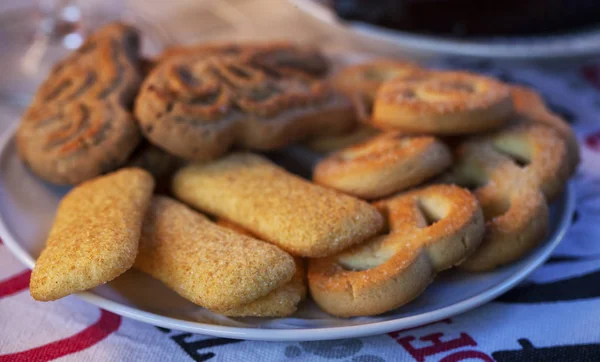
511,85,579,175
172,153,384,257
30,168,154,301
158,41,330,79
441,123,568,271
17,23,143,185
333,60,422,99
135,196,296,312
135,49,354,161
313,132,452,199
371,71,514,134
215,218,307,317
305,125,380,153
308,184,484,317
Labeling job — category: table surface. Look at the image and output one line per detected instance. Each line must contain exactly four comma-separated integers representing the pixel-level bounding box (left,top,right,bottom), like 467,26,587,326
1,1,600,361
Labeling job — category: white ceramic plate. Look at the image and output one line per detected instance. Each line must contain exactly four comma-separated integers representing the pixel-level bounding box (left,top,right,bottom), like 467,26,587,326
290,0,600,60
0,124,575,341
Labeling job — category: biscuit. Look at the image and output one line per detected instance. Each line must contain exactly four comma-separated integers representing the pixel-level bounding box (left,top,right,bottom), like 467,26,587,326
17,23,143,185
135,196,296,312
333,60,422,100
215,218,307,316
172,153,384,257
135,49,353,161
305,125,380,153
215,218,307,317
30,168,155,301
511,85,579,175
313,132,452,199
221,257,306,317
309,184,484,317
372,71,514,134
441,123,568,270
158,41,330,79
332,60,425,124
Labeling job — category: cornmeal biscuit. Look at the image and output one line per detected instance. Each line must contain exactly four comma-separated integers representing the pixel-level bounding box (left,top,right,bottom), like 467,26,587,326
314,132,452,199
17,23,143,185
172,153,384,257
309,184,484,317
372,71,513,134
30,168,154,301
135,49,354,161
215,218,307,317
135,196,296,312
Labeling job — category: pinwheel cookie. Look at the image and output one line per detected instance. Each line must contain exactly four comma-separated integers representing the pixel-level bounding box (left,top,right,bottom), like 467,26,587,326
30,168,154,301
314,132,452,199
159,41,329,79
309,184,484,317
372,70,514,134
442,123,569,271
136,48,352,161
17,23,143,185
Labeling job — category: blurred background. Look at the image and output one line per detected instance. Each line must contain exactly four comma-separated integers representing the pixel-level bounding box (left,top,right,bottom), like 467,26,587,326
0,0,599,116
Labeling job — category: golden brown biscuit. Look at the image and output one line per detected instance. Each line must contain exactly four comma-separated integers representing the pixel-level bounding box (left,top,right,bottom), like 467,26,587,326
332,60,425,124
215,218,307,317
135,196,296,312
30,168,155,301
17,23,143,185
333,60,422,101
221,257,306,317
372,71,514,134
511,85,579,175
313,132,452,199
440,123,568,271
309,184,485,317
172,153,384,257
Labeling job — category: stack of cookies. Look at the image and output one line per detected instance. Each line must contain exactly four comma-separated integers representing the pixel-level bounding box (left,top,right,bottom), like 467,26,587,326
18,23,578,318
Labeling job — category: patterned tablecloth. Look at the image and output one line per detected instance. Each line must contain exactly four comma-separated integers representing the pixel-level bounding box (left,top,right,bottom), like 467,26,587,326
2,2,600,361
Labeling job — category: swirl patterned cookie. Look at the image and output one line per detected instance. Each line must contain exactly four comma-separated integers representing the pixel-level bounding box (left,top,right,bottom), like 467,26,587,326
135,49,354,161
17,23,143,185
158,41,330,79
308,184,485,317
372,71,514,134
313,132,452,199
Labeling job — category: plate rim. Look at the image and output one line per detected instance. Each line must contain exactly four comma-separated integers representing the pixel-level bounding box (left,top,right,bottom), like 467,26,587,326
0,124,576,341
289,0,600,59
